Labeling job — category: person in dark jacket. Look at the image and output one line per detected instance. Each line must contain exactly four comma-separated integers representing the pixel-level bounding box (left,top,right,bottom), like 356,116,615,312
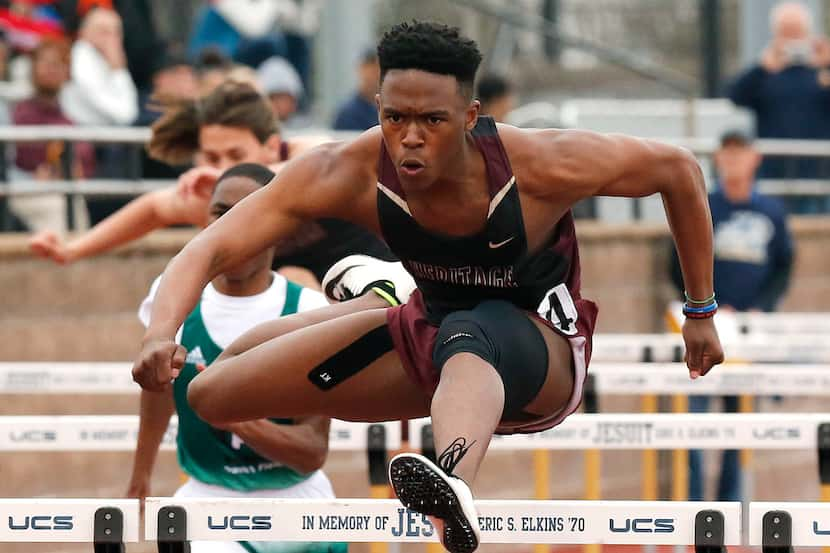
671,130,794,502
726,1,830,213
332,47,379,131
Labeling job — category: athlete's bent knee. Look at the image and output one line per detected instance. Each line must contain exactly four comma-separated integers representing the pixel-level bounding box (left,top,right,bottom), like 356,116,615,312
432,300,549,418
187,371,224,425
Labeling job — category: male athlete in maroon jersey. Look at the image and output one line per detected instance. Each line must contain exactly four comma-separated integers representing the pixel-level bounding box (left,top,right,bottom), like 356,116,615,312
133,21,724,553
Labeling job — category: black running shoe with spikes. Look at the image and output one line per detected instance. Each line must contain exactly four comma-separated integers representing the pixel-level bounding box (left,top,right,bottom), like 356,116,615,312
388,438,480,553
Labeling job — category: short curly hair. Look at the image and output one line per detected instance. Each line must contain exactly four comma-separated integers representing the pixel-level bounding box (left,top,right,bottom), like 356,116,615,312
377,21,483,98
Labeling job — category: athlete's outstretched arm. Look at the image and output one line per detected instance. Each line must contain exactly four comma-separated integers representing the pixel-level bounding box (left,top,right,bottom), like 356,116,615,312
127,388,175,500
29,186,209,264
132,138,377,391
531,129,724,376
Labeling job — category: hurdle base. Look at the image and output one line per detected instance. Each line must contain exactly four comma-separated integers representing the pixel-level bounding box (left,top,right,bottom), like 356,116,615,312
93,507,125,553
158,506,190,553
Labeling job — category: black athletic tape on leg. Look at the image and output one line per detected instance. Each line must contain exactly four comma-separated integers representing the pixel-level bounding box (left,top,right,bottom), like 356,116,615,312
307,324,394,390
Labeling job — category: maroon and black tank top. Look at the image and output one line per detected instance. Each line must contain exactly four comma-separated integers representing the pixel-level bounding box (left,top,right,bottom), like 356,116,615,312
377,116,584,324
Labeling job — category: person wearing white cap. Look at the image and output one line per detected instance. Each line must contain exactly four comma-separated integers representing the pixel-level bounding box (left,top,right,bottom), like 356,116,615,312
257,56,303,123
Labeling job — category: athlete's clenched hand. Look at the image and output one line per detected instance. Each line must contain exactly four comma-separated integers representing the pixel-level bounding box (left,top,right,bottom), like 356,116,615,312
132,339,186,391
682,318,724,379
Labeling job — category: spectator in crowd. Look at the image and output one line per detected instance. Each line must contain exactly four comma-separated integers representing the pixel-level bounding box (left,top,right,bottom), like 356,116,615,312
193,47,234,95
233,32,285,70
0,0,65,52
9,38,95,232
188,0,286,67
257,55,303,123
129,162,346,553
13,38,94,178
191,48,262,97
726,1,830,213
332,47,379,131
269,0,323,110
136,51,198,128
61,6,137,126
671,130,794,502
61,6,139,223
29,80,393,285
136,50,198,179
477,73,515,123
54,0,163,93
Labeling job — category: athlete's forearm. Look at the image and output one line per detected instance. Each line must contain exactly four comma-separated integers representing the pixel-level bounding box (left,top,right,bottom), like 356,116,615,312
229,419,329,474
64,189,176,262
130,389,175,481
145,236,219,341
661,154,714,301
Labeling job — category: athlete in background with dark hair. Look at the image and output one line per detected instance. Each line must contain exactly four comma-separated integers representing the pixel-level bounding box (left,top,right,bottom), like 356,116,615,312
29,79,393,283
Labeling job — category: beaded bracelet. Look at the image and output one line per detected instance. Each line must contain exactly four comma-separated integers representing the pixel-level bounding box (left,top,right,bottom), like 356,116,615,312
684,291,716,305
682,300,718,319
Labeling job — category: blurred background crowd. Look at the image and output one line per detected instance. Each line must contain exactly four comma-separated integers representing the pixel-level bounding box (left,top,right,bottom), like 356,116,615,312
0,0,829,234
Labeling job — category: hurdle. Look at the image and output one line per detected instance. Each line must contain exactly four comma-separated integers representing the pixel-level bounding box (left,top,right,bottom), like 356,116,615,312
0,499,138,550
0,416,401,452
749,503,830,549
591,334,830,363
591,363,830,395
4,359,830,394
2,413,827,452
410,413,830,450
144,498,741,547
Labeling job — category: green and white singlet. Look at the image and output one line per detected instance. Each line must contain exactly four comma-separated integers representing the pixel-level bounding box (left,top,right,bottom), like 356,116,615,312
138,273,345,553
174,280,306,490
139,272,328,490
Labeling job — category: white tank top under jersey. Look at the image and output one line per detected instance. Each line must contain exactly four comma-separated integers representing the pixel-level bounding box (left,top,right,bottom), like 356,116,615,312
138,273,335,509
138,271,328,345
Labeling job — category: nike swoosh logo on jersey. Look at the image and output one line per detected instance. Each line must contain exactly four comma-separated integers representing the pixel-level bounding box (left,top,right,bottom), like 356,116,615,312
324,264,360,300
488,236,515,249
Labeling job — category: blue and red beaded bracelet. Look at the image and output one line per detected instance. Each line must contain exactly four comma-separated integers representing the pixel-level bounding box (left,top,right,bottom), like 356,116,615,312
682,291,718,319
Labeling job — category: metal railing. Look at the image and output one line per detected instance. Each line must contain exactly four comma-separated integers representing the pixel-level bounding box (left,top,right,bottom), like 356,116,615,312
0,179,175,197
1,125,829,231
2,125,829,156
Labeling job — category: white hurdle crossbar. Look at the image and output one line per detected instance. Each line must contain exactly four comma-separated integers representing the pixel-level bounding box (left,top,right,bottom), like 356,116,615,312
0,362,134,394
749,502,830,547
144,498,741,545
0,499,138,543
591,363,830,396
0,417,401,452
1,414,828,452
592,334,830,363
3,361,830,395
410,414,830,450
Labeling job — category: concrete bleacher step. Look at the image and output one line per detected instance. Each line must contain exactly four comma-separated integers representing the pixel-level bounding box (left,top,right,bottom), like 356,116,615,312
0,313,144,361
0,257,167,317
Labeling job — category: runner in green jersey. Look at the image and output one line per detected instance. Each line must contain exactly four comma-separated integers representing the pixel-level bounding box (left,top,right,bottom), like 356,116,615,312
128,163,346,553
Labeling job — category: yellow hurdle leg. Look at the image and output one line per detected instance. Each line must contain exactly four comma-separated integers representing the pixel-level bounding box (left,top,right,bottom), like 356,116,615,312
823,485,830,553
370,485,390,553
738,394,754,470
641,394,658,501
534,449,551,553
738,394,754,550
584,448,602,553
671,395,689,501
